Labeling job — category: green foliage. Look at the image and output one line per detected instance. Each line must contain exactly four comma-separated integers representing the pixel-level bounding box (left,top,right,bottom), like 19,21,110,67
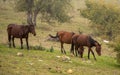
50,46,54,52
80,0,120,40
15,0,71,23
15,0,34,12
114,43,120,52
112,36,120,64
117,53,120,64
114,43,120,63
29,44,46,51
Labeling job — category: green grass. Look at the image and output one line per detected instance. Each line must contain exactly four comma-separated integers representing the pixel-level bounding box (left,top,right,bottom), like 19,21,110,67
0,44,120,75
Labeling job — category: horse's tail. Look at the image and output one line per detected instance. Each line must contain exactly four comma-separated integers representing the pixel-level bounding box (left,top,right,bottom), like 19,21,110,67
49,32,59,38
71,38,74,54
7,25,11,34
7,24,14,45
7,24,14,34
71,35,79,55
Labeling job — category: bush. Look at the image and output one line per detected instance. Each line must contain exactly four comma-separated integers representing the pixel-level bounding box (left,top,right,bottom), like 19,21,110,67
50,46,54,52
114,43,120,52
80,0,120,40
30,44,46,51
114,43,120,63
116,53,120,64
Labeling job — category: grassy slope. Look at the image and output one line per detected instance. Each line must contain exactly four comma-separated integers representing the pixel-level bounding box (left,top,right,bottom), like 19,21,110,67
0,0,120,75
0,44,120,75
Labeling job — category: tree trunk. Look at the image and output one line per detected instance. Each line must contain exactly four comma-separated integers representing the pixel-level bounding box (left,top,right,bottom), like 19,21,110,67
33,10,39,26
27,11,33,25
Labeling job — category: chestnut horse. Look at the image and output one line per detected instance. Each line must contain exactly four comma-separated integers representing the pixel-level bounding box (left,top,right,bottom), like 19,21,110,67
7,24,36,50
71,34,101,60
49,31,75,54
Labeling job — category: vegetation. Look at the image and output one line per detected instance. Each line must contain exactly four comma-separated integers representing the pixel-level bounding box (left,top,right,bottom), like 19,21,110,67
80,0,120,64
114,42,120,63
0,44,120,75
80,0,120,40
15,0,71,25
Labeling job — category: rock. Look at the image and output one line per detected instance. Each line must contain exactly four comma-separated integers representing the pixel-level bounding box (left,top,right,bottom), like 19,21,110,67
38,59,43,62
103,40,109,43
70,53,74,57
56,56,61,58
45,37,59,42
56,66,62,73
67,69,73,74
61,55,70,62
17,52,23,57
29,63,34,65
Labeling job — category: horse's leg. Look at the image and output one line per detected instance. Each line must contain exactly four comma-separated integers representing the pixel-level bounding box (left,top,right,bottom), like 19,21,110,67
90,50,97,60
75,45,78,56
12,36,15,48
20,38,23,49
8,34,11,48
26,37,29,50
70,44,74,55
61,43,63,53
63,48,66,54
88,48,91,59
62,43,66,54
61,43,66,54
70,40,74,55
79,46,84,58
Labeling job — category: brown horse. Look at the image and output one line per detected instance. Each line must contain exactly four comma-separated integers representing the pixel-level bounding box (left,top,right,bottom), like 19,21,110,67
71,34,101,60
71,34,81,56
49,31,75,54
7,24,36,50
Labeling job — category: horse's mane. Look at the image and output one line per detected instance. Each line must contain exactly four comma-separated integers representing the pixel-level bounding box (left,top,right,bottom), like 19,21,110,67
88,36,96,46
89,36,100,46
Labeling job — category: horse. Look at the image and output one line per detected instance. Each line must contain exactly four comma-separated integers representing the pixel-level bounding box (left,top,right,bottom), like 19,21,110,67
7,24,36,50
49,31,75,54
71,34,101,60
71,34,82,56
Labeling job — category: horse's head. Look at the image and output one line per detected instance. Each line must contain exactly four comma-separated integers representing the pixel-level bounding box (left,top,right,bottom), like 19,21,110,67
29,25,36,36
95,42,101,56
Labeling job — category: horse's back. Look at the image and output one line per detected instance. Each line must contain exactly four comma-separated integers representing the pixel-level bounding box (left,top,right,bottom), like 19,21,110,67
7,24,16,34
7,24,15,30
77,34,90,46
7,24,25,38
58,31,74,44
72,34,79,44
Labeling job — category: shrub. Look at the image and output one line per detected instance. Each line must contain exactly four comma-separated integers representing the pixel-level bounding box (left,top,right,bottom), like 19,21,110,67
50,46,54,52
30,44,46,51
80,0,120,40
114,43,120,63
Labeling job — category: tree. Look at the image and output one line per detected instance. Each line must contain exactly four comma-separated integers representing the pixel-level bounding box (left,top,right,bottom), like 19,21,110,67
15,0,71,26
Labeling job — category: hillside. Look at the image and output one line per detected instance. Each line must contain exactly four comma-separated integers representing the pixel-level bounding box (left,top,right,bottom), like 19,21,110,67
0,0,120,75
